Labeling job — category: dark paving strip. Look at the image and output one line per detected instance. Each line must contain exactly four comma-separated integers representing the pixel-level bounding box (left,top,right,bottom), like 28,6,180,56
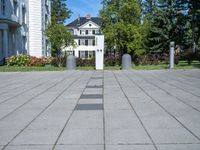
75,104,103,110
113,71,159,150
52,71,95,150
137,72,200,113
91,77,103,79
1,72,84,150
125,71,200,141
80,94,103,99
0,72,76,121
86,85,103,88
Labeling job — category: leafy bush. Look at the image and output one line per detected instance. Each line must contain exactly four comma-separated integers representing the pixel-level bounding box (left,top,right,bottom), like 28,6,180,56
76,58,95,67
134,54,160,65
6,55,31,66
51,56,67,67
28,57,46,66
104,56,120,66
180,51,200,64
6,55,49,67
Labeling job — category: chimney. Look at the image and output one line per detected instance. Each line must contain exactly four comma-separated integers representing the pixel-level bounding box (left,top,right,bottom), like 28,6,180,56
77,14,80,25
86,14,91,20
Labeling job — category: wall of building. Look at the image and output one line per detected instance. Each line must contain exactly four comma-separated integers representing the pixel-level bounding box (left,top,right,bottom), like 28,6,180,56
0,0,51,64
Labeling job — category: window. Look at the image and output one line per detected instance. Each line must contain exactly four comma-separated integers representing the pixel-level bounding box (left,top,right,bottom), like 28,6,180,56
13,1,18,16
0,0,5,15
85,40,88,46
92,39,95,46
80,30,85,35
88,39,93,46
79,39,85,46
89,24,92,27
92,30,95,35
0,30,3,57
79,51,95,59
22,7,26,23
80,51,85,58
85,30,88,35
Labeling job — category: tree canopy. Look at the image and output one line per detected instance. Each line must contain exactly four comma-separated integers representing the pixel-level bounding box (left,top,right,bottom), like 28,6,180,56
46,0,74,56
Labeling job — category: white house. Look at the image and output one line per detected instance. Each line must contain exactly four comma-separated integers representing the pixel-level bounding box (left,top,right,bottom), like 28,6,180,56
0,0,51,64
64,15,102,59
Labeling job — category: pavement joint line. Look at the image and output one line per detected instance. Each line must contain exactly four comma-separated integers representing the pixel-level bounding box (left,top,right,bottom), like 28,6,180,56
126,71,200,141
172,70,200,81
137,71,200,113
0,71,76,121
2,142,200,146
0,71,75,105
148,71,200,97
163,71,200,89
0,73,28,89
52,71,95,150
112,71,159,150
0,72,55,96
102,71,106,150
1,72,85,150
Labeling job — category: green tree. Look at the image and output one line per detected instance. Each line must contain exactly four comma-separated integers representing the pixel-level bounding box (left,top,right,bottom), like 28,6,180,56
48,0,74,56
45,24,74,56
51,0,72,24
100,0,145,56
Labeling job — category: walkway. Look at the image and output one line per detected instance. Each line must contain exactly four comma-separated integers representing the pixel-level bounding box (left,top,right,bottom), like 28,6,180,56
0,70,200,150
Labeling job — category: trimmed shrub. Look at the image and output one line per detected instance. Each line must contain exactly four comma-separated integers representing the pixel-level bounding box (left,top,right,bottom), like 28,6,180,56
76,58,95,67
104,56,120,66
6,55,31,66
6,55,49,67
28,57,46,66
51,56,67,67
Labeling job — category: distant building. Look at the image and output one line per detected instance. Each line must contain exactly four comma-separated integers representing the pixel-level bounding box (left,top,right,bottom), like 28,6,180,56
65,15,102,59
0,0,51,64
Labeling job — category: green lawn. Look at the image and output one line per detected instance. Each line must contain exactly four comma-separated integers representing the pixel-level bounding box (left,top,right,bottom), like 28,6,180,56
0,61,199,72
134,61,200,70
0,66,66,72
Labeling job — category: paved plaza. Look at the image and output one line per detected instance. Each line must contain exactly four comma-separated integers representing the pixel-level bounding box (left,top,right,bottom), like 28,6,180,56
0,70,200,150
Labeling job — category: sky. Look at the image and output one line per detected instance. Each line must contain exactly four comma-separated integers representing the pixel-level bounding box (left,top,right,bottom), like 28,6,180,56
65,0,102,25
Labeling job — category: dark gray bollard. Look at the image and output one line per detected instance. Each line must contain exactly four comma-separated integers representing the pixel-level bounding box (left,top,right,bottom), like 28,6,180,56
67,55,76,70
122,54,132,70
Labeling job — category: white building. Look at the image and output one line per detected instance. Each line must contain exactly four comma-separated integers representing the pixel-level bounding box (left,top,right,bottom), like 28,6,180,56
0,0,51,64
65,15,102,59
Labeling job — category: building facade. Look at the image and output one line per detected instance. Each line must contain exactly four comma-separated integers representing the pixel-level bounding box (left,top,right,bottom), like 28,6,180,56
65,15,101,59
0,0,51,64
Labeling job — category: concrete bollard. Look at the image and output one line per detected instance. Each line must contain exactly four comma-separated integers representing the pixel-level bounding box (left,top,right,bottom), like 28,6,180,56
67,55,76,70
169,42,175,69
122,54,132,70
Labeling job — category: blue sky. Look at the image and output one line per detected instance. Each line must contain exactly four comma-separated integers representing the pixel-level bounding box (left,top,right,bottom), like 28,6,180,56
65,0,102,25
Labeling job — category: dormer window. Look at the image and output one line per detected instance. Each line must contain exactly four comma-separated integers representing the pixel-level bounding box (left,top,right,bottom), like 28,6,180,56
0,0,6,15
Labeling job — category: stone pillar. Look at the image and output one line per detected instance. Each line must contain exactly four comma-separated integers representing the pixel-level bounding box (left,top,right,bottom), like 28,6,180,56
67,55,76,70
122,54,132,70
3,29,8,58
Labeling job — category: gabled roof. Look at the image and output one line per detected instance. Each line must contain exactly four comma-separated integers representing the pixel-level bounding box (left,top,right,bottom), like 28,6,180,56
66,17,101,28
